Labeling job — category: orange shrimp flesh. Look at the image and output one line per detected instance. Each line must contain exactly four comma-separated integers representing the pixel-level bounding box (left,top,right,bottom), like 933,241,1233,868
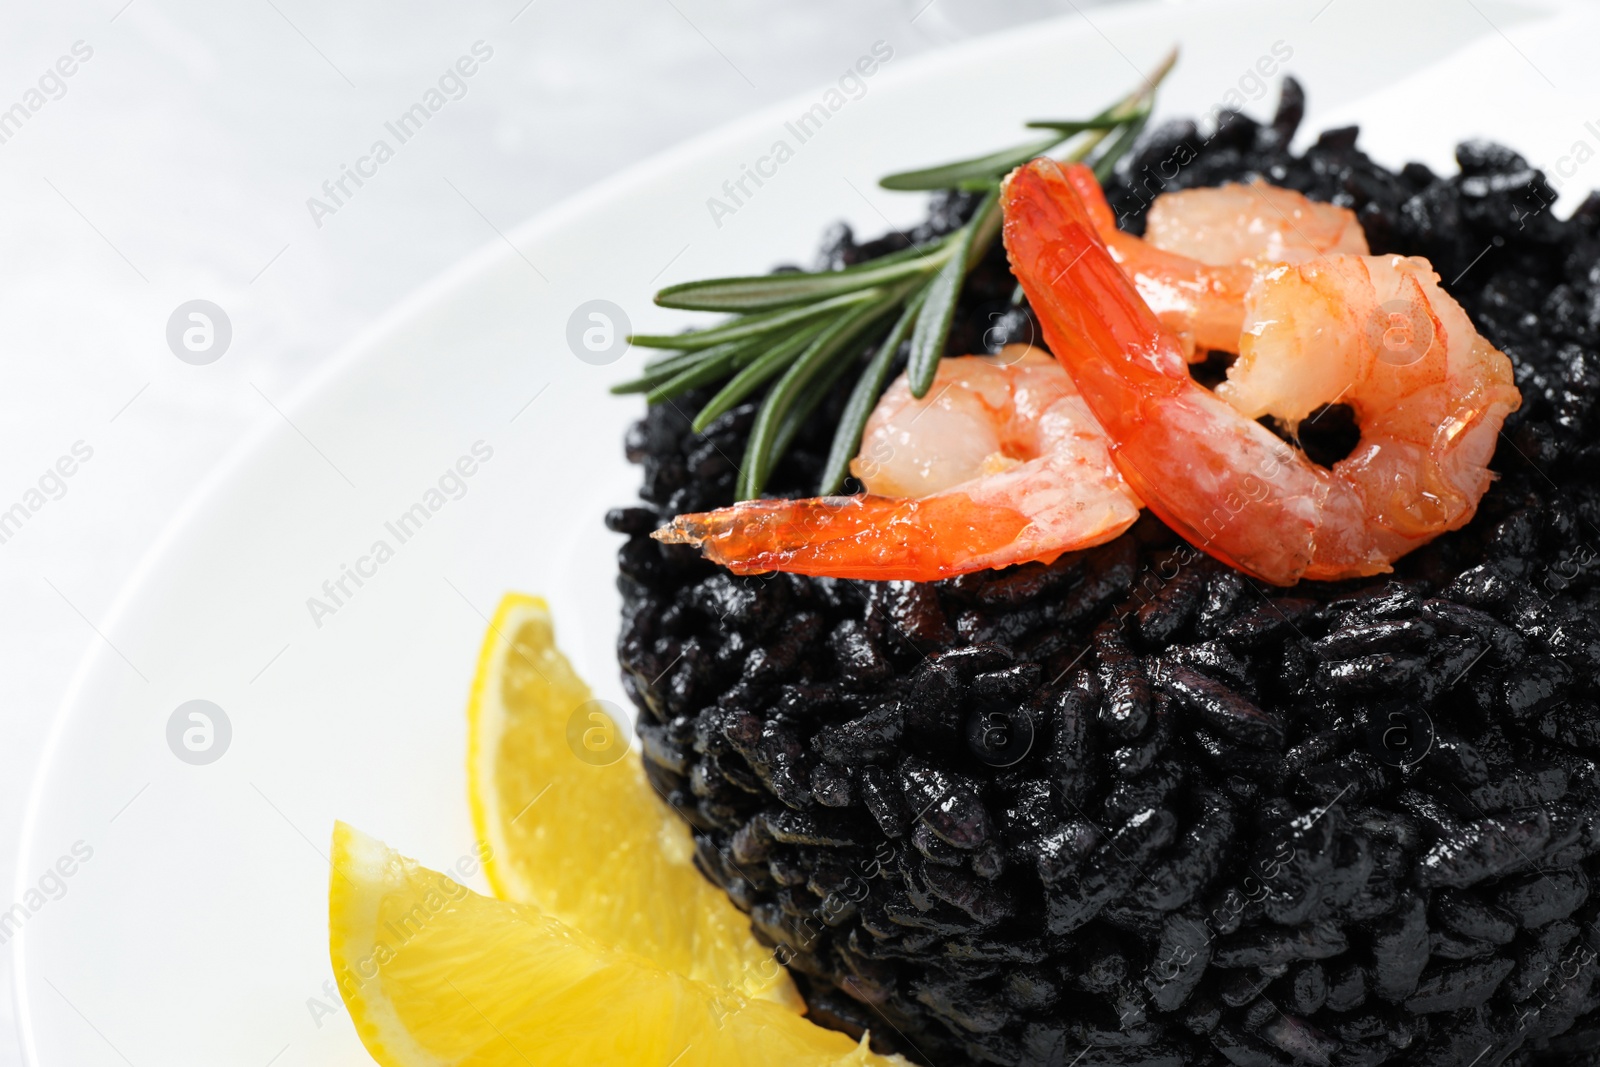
1062,165,1253,358
653,350,1142,581
1001,157,1520,586
1062,165,1368,359
651,494,1033,582
1144,179,1369,266
1224,255,1521,543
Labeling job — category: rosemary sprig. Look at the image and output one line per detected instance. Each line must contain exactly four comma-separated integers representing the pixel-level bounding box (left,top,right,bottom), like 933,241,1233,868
616,47,1178,499
906,187,999,397
739,287,913,500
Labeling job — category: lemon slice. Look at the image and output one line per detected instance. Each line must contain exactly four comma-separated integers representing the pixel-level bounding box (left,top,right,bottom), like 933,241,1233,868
330,823,902,1067
465,593,795,1003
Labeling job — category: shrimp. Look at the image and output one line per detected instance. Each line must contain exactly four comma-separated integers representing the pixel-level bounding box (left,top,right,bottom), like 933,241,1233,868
1144,179,1369,267
1062,165,1368,358
653,347,1142,581
1001,157,1520,586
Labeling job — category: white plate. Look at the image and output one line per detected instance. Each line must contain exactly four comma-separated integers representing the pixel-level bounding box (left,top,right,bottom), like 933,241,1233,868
12,1,1574,1063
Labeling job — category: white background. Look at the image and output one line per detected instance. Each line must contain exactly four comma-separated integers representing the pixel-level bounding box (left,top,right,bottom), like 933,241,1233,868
5,0,1596,1061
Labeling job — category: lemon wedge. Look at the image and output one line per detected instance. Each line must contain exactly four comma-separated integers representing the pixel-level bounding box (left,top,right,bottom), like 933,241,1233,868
465,592,796,1003
329,822,902,1067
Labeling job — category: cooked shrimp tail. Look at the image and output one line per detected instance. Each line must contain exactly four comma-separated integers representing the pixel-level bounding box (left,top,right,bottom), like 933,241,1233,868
654,349,1142,581
1060,163,1121,233
654,494,1037,582
1002,158,1520,586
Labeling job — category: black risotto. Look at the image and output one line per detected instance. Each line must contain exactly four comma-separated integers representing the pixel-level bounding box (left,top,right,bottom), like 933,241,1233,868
607,81,1600,1066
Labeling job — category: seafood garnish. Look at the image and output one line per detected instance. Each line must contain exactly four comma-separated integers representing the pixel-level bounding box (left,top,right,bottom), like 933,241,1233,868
653,348,1140,581
1144,178,1369,266
1002,157,1521,586
1064,165,1368,358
